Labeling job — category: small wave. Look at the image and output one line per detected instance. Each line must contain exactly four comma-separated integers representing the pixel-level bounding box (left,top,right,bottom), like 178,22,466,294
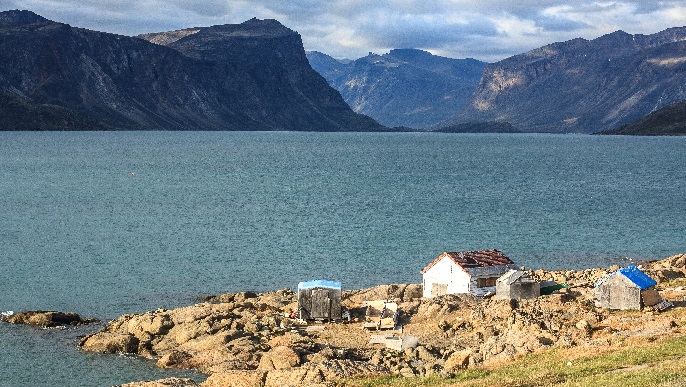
1,311,14,317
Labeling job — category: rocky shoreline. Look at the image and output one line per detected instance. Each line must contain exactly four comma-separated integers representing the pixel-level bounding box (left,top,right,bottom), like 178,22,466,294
5,254,686,387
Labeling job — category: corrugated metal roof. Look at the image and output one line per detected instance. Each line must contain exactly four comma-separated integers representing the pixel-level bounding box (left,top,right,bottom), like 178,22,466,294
594,265,657,290
298,279,342,291
421,249,515,274
498,269,526,285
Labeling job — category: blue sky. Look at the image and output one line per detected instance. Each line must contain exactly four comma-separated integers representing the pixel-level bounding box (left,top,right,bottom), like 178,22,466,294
2,0,685,62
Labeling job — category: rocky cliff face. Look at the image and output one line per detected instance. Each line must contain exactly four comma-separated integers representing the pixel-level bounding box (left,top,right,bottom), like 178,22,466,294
0,10,383,131
453,28,686,133
307,49,486,129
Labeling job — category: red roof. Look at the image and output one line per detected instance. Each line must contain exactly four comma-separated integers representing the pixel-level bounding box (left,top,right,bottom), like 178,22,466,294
420,250,515,274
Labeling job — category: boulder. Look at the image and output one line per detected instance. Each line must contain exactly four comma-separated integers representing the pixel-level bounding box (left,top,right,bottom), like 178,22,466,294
444,350,471,371
201,371,267,387
575,320,592,332
263,360,386,387
157,350,193,368
263,368,325,387
234,292,258,302
140,314,175,335
80,332,140,354
258,346,301,370
415,346,438,363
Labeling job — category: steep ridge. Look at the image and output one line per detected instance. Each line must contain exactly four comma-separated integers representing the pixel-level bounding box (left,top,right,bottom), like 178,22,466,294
599,100,686,135
140,19,383,132
452,28,686,133
0,10,383,131
308,49,486,129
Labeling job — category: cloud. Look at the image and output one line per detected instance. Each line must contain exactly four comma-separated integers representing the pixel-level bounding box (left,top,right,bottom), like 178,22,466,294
3,0,686,62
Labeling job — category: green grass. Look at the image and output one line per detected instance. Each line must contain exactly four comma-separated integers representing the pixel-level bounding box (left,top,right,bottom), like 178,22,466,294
340,335,686,386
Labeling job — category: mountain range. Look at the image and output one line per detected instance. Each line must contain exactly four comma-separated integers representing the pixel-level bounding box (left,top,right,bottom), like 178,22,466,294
308,28,686,134
307,50,486,129
1,9,685,134
0,10,383,131
451,28,686,133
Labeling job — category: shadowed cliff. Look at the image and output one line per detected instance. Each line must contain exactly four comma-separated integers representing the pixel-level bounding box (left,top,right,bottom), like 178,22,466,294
0,10,384,131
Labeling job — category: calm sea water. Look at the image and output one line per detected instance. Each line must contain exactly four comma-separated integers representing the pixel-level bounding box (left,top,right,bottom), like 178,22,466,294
1,131,684,386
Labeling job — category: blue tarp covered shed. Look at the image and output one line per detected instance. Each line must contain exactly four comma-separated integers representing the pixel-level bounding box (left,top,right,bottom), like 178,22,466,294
594,266,661,310
594,266,657,289
297,279,342,321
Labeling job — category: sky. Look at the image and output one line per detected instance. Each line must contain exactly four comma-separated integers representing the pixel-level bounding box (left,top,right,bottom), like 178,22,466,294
2,0,686,62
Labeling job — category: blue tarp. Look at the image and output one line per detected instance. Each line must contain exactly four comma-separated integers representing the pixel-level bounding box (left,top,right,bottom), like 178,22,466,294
297,279,342,291
594,265,657,290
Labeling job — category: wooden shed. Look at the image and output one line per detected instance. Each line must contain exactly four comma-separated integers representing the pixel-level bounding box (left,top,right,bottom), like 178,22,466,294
594,266,661,310
297,279,342,321
421,250,517,298
495,270,540,300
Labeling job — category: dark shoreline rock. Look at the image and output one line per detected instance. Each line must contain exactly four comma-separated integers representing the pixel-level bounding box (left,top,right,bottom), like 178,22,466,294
1,310,99,327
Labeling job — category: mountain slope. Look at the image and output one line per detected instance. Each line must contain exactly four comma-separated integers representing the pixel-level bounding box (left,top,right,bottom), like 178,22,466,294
452,28,686,133
307,49,486,129
0,10,383,131
598,101,686,135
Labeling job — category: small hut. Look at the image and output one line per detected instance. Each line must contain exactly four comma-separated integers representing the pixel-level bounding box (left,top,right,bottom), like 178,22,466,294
594,266,661,310
421,250,517,297
495,270,540,300
297,279,342,321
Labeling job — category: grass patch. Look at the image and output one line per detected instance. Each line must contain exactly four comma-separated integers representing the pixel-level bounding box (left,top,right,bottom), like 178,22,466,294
339,335,686,386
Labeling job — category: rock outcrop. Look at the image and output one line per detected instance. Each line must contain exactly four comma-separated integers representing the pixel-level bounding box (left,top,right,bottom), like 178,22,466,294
83,255,686,386
117,378,199,387
1,310,97,327
0,10,384,132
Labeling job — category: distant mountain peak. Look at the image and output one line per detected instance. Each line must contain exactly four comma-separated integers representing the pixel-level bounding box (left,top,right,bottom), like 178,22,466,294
0,10,50,25
308,49,487,128
242,17,282,26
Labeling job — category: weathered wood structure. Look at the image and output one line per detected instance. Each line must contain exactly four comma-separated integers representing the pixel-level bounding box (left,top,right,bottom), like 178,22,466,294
495,270,540,300
297,279,342,321
594,266,661,310
421,250,517,298
361,300,398,330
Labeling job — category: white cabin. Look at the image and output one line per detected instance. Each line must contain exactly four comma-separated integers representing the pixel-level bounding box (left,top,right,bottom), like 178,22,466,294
421,250,517,298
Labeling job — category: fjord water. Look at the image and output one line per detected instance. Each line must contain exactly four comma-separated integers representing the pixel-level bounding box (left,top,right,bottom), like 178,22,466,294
1,131,684,386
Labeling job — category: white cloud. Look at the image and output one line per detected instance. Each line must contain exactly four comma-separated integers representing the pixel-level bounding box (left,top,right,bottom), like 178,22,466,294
3,0,686,62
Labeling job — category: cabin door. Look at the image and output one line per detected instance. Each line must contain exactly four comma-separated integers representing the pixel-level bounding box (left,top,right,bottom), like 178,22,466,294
311,288,332,319
432,283,448,297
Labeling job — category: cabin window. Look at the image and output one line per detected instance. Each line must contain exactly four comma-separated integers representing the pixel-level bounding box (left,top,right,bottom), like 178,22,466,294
476,277,497,288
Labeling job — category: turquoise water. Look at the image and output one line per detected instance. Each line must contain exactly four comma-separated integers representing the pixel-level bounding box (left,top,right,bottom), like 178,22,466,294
0,131,684,386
